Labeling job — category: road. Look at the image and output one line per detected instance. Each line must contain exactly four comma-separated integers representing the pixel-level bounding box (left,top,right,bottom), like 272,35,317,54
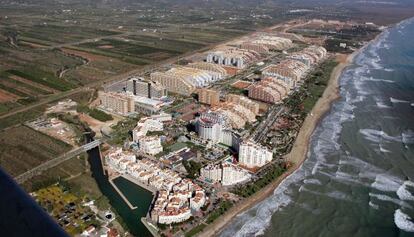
250,105,286,143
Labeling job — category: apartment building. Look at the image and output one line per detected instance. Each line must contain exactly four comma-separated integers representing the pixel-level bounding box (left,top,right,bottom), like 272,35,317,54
198,88,220,106
248,78,289,104
225,94,260,115
139,136,163,155
262,60,309,88
98,91,135,116
238,140,273,168
200,161,251,186
126,77,168,99
206,47,260,69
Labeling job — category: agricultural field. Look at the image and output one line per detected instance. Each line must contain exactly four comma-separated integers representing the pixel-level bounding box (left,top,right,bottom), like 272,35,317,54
0,6,251,118
0,125,72,177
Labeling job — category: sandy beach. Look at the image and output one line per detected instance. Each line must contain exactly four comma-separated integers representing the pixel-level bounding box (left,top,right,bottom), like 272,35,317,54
198,49,363,237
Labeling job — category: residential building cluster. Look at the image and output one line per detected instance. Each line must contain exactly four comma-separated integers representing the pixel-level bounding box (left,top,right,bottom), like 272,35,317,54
150,64,227,95
238,140,273,168
248,77,290,104
104,148,206,225
196,112,235,147
98,91,135,116
98,91,166,116
211,102,256,129
248,45,327,104
160,147,197,168
196,92,260,130
200,161,251,186
225,94,260,115
240,34,293,54
287,45,327,66
132,114,171,155
126,77,167,99
206,47,261,69
195,95,260,147
198,88,220,106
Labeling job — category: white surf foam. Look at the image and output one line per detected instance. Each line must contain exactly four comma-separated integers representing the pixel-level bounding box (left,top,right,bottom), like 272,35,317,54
390,97,410,103
394,209,414,232
364,77,395,83
376,101,392,108
359,128,402,143
369,193,412,209
369,201,379,210
371,174,402,192
402,130,414,144
397,181,414,201
303,178,322,185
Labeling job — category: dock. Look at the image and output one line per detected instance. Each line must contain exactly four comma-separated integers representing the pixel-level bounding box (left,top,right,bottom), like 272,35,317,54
141,217,160,237
109,177,138,210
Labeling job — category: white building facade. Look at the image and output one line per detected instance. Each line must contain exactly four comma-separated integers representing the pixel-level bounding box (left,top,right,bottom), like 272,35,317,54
238,141,273,168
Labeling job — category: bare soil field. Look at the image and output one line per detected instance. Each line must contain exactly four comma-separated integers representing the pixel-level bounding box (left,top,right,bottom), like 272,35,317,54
98,45,114,49
61,48,108,62
0,89,20,102
19,41,47,49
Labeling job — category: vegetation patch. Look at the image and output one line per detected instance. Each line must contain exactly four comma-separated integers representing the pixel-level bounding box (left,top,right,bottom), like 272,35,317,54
7,69,76,91
77,104,113,122
206,200,233,224
232,164,286,198
185,223,207,237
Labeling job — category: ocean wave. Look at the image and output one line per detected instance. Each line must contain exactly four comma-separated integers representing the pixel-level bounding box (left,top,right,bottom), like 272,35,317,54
303,178,322,185
376,101,392,109
379,145,392,153
394,209,414,232
369,201,379,210
361,76,395,83
359,128,402,143
397,181,414,201
371,174,402,192
390,97,410,103
300,186,354,202
402,130,414,144
369,193,411,209
219,167,306,237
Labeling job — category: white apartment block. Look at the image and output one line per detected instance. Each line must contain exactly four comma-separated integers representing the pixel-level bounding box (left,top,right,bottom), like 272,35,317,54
139,136,163,155
98,91,135,116
200,161,251,186
238,140,273,168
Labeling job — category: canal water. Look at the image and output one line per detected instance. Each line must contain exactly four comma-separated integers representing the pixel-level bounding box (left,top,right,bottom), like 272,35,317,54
87,147,153,237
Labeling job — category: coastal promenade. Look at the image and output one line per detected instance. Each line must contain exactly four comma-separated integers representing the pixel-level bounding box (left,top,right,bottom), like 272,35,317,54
108,177,138,210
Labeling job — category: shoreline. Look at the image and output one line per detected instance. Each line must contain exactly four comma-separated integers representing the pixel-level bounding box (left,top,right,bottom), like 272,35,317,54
198,43,371,237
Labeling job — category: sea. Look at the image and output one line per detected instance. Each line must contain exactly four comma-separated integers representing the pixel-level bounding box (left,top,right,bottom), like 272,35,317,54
219,17,414,237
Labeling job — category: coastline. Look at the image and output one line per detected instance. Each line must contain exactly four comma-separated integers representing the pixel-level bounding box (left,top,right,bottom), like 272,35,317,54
198,44,370,237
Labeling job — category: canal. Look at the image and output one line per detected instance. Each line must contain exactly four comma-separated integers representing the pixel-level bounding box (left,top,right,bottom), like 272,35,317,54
87,147,153,237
